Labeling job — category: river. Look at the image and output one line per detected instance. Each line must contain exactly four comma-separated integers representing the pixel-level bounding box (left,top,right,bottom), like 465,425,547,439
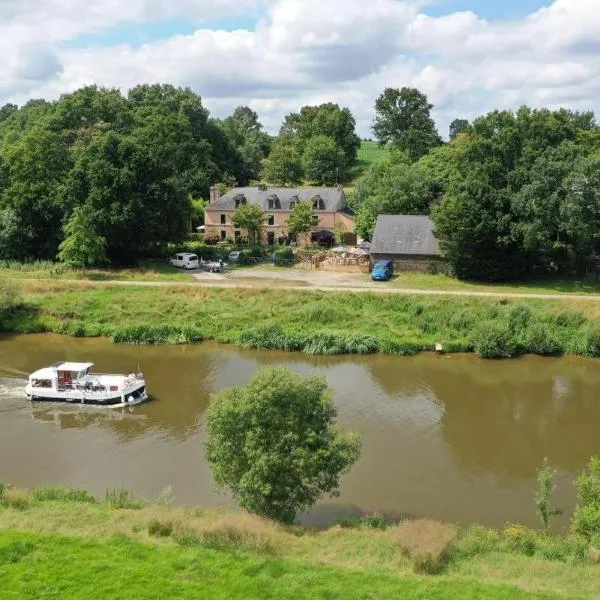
1,333,599,528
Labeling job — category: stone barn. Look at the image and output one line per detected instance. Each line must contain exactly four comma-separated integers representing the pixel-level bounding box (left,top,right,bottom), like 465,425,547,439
369,215,443,272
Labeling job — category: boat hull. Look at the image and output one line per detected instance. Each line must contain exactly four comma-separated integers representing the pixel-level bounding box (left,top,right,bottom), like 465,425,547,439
26,384,148,407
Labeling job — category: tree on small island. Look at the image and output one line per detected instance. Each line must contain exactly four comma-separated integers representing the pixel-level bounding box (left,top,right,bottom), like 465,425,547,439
205,367,361,524
57,205,107,271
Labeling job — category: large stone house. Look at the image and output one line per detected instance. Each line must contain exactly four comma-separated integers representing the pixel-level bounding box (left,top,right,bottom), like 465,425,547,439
204,185,355,246
370,215,443,272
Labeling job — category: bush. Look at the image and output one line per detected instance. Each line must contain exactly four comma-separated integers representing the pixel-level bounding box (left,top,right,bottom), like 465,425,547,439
392,519,456,574
148,519,173,538
1,487,31,510
273,246,294,266
572,457,600,540
360,513,387,530
32,486,96,504
205,368,361,523
471,321,519,359
525,324,563,356
112,325,204,345
508,303,533,332
502,524,537,556
584,326,600,358
0,281,21,326
553,310,586,328
238,325,306,352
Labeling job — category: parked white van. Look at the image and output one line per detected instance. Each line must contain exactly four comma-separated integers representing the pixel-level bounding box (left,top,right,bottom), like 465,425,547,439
169,253,199,270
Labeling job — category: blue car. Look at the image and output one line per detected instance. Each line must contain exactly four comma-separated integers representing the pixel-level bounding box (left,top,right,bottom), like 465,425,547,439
371,260,394,281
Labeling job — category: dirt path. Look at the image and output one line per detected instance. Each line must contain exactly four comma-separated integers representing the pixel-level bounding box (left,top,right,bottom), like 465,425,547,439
22,275,600,301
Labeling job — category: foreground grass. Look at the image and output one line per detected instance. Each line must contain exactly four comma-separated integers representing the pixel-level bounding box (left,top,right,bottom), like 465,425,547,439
0,259,190,282
5,280,600,358
0,487,596,599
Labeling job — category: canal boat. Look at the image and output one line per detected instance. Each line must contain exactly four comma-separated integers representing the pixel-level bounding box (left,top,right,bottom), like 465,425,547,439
25,362,148,407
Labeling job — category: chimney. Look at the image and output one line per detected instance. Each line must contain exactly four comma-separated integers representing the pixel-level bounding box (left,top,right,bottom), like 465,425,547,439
209,185,220,204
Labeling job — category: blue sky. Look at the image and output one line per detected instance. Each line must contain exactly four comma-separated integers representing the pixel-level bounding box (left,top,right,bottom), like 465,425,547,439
424,0,551,20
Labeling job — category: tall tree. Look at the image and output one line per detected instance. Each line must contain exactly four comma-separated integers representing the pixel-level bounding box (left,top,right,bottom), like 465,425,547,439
372,87,441,161
449,118,470,140
205,367,361,524
262,138,304,186
57,205,107,270
281,103,360,164
287,200,314,243
302,135,345,184
232,203,265,245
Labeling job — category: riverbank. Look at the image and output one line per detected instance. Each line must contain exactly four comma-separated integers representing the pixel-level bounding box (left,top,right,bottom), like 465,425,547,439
0,484,598,599
3,281,600,358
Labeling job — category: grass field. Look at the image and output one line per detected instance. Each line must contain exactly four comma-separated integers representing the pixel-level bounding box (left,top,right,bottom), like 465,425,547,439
4,280,600,358
345,140,391,186
0,486,597,600
0,259,190,282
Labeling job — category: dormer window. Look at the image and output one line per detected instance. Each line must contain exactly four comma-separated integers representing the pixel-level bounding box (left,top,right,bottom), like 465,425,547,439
312,195,325,210
288,195,299,210
234,194,247,208
267,194,281,210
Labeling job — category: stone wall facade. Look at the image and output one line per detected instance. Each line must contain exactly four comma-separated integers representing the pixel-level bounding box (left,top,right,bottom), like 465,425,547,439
370,254,445,273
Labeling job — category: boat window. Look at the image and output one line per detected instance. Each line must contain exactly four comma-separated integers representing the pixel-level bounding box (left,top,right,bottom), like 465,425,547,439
32,379,52,388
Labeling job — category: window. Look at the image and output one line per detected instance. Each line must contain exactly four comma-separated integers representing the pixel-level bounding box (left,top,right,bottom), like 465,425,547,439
312,195,325,210
234,230,241,242
311,214,319,226
289,201,296,209
234,194,247,208
267,232,275,245
267,195,280,210
267,214,275,226
288,195,299,210
220,214,226,225
220,230,226,241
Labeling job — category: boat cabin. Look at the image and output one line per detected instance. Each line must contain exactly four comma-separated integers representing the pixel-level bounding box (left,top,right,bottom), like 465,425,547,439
29,361,93,391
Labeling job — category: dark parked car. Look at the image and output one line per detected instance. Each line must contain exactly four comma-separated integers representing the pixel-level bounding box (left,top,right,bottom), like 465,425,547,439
371,260,394,281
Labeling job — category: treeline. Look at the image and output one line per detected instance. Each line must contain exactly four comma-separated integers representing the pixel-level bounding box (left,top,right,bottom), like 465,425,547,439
0,85,364,264
354,87,600,281
0,85,273,264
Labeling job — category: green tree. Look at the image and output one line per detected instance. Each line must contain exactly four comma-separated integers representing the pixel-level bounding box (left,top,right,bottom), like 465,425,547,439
262,139,304,186
205,367,361,523
449,118,470,140
232,203,265,245
372,87,441,161
57,205,107,270
571,456,600,540
302,135,345,184
281,103,360,164
287,200,314,243
534,457,562,534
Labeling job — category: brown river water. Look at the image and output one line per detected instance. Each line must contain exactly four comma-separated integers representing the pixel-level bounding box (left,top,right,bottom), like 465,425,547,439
1,333,599,528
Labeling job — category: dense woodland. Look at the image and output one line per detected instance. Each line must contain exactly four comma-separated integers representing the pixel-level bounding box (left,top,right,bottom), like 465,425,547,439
1,83,600,280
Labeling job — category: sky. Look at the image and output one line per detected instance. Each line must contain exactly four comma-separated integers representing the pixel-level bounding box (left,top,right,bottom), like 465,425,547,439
1,0,599,138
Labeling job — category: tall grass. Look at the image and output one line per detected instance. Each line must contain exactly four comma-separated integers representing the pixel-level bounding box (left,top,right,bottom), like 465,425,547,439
10,282,600,359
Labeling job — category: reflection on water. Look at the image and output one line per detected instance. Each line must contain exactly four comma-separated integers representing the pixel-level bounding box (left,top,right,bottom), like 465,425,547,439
1,333,599,528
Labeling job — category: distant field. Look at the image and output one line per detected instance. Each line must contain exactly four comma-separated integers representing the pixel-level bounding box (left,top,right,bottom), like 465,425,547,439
345,140,390,187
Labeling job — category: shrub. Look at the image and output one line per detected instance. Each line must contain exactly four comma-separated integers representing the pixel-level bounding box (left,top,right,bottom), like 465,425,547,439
273,246,294,266
238,325,305,352
380,339,421,356
205,368,361,523
448,309,474,332
112,325,203,345
304,332,379,355
534,458,562,533
471,321,519,359
392,519,456,574
584,326,600,358
148,519,173,538
0,281,21,326
32,486,96,504
572,457,600,540
1,487,31,510
360,513,387,530
525,324,563,356
455,524,502,558
105,488,144,510
508,303,533,332
502,524,537,556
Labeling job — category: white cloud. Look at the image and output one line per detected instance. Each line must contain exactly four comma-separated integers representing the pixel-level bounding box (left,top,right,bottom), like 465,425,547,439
1,0,600,138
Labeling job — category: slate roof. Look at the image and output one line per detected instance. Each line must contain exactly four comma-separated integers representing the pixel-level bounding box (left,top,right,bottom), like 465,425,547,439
370,215,441,256
208,187,347,212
